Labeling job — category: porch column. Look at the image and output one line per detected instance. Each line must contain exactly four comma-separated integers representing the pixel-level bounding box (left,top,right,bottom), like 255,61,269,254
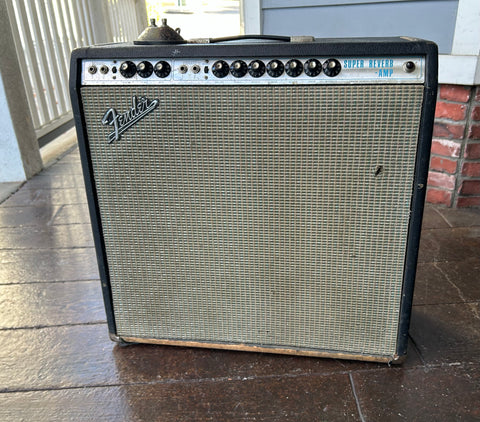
0,0,42,183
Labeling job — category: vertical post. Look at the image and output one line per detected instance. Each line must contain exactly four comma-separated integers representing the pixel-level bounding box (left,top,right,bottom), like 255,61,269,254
134,0,148,35
451,0,480,57
87,0,111,43
87,0,146,44
0,0,42,182
450,0,480,84
240,0,262,35
439,0,480,85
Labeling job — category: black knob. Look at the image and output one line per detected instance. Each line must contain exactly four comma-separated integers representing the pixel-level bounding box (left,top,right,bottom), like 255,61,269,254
119,61,136,78
212,60,229,78
248,60,266,78
323,59,341,77
154,61,171,78
404,61,416,73
304,59,322,77
137,61,153,78
230,60,248,78
285,59,303,77
266,60,284,78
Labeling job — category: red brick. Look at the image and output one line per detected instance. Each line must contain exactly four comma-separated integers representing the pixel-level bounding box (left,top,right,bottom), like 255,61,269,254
475,87,480,102
435,101,467,121
426,188,452,206
439,84,471,103
431,138,461,158
464,143,480,159
427,171,456,190
471,106,480,121
469,124,480,140
457,196,480,207
459,180,480,195
430,156,457,174
433,122,465,139
462,162,480,177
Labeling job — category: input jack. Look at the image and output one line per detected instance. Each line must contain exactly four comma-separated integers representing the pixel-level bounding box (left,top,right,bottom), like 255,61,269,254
88,65,97,74
99,65,109,74
192,65,201,74
179,65,188,74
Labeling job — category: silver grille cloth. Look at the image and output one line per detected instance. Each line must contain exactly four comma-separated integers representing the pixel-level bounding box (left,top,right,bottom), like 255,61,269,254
82,84,424,357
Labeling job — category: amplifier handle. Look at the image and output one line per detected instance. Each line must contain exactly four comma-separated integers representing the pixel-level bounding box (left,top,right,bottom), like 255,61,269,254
188,35,315,44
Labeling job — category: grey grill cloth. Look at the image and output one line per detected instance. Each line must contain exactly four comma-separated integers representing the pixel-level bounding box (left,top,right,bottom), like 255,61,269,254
82,84,424,357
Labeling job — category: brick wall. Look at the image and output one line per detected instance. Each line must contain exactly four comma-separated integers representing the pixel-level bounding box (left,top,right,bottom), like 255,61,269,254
427,84,480,207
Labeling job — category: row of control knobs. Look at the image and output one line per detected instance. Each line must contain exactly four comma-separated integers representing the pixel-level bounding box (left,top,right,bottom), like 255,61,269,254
120,61,171,78
213,59,341,78
101,59,342,79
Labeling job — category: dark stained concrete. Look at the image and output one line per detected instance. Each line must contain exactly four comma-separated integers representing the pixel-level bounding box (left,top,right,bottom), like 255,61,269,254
0,147,479,421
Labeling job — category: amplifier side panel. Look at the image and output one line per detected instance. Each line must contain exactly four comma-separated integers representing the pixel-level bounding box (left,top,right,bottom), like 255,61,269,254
80,83,424,360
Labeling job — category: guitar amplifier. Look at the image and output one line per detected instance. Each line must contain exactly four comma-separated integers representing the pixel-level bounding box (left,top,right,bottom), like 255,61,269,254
70,34,437,363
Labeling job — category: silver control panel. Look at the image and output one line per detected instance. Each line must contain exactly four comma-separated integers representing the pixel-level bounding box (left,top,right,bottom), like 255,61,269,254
82,56,425,85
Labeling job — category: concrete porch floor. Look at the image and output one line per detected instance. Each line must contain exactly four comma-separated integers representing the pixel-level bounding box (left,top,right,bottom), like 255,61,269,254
0,146,479,421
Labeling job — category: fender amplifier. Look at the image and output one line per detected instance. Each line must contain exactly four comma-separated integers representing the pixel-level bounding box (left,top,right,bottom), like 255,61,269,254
70,34,437,363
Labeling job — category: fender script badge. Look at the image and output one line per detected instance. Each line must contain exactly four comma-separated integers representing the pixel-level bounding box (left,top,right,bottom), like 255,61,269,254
101,96,159,143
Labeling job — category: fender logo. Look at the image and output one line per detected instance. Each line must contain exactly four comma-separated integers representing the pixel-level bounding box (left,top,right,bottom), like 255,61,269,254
101,96,159,143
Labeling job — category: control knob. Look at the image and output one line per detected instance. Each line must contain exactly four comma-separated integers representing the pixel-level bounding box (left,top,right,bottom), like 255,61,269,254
323,59,342,77
285,59,303,77
230,60,248,78
119,61,136,78
248,60,266,78
304,59,322,77
154,61,171,78
137,61,153,78
212,60,229,78
266,60,284,78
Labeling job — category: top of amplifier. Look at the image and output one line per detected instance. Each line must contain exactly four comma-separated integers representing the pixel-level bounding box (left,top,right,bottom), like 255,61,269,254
71,26,438,56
